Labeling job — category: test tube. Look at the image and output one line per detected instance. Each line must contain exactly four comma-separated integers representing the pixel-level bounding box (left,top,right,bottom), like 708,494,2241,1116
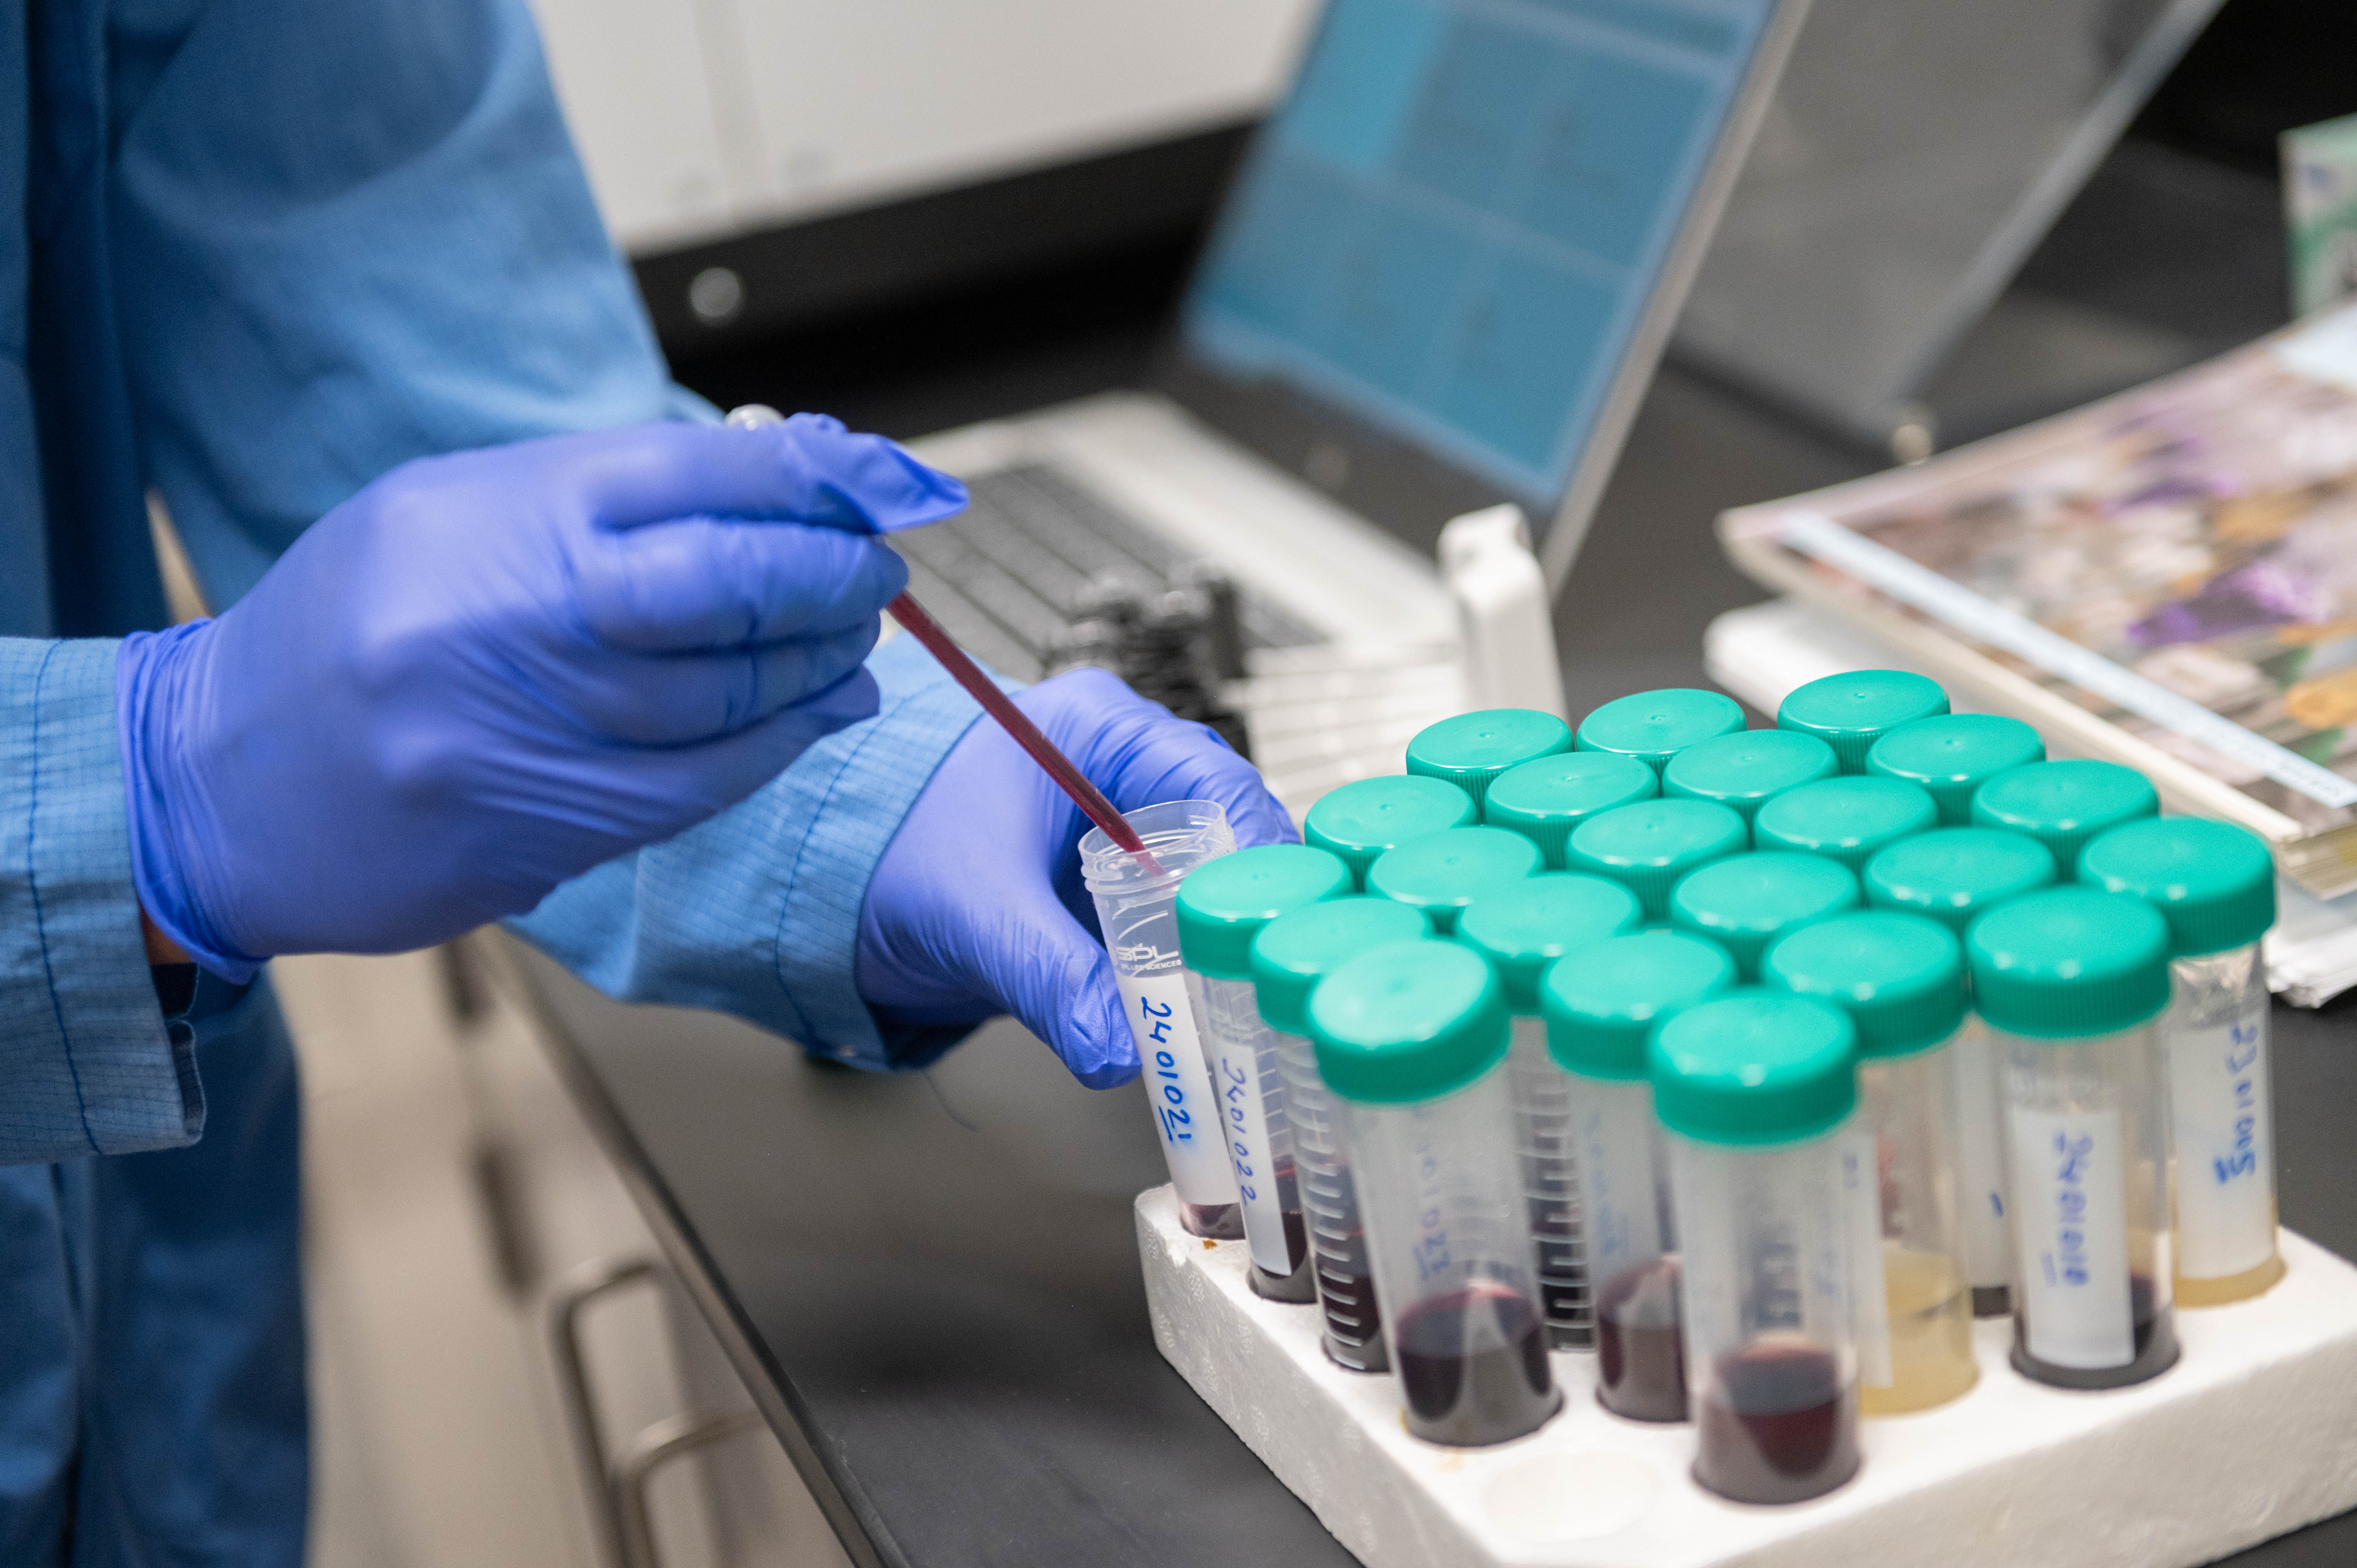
1970,759,2158,877
1253,897,1435,1371
1666,852,1859,980
1303,775,1475,890
1776,669,1949,774
1564,799,1746,922
2080,818,2282,1306
1765,914,1978,1415
1404,708,1573,812
1754,777,1938,873
1865,713,2045,826
1542,931,1738,1421
1457,875,1645,1347
1313,941,1559,1446
1863,828,2057,1316
1175,844,1356,1301
1662,729,1839,830
1655,993,1863,1504
1573,689,1746,775
1968,888,2178,1390
1482,750,1658,869
1366,825,1540,934
1080,800,1244,1238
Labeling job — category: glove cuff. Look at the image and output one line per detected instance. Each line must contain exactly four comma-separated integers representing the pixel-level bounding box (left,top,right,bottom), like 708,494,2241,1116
116,625,266,983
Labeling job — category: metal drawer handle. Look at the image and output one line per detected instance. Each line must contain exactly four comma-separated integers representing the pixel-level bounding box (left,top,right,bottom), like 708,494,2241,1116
546,1255,663,1567
613,1407,765,1568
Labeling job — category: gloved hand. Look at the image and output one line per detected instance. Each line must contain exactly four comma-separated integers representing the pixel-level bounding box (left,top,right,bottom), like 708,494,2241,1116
855,667,1296,1088
120,416,966,978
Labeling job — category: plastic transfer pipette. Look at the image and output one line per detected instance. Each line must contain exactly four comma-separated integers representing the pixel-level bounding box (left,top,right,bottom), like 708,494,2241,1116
719,402,1162,872
885,591,1165,874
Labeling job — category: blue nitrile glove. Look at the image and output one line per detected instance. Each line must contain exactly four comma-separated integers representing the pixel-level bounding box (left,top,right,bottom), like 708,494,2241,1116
854,667,1296,1087
119,417,967,979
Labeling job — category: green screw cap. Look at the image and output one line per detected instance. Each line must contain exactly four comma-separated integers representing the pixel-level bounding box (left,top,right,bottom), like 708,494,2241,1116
2078,817,2277,958
1565,799,1747,920
1457,874,1643,1014
1175,844,1353,981
1863,827,2055,935
1777,670,1950,773
1367,826,1542,933
1542,930,1737,1080
1406,710,1573,810
1311,940,1509,1105
1662,729,1839,824
1866,713,2045,824
1754,777,1938,872
1648,991,1859,1146
1965,887,2171,1040
1483,751,1659,867
1251,897,1434,1037
1970,759,2158,877
1667,852,1860,980
1574,689,1746,773
1305,775,1477,887
1763,912,1966,1059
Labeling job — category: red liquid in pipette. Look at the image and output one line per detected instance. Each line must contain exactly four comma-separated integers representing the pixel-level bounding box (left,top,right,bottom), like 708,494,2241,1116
888,591,1166,876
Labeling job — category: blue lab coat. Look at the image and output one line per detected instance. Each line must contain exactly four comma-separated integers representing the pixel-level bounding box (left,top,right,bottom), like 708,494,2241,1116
0,1,982,1560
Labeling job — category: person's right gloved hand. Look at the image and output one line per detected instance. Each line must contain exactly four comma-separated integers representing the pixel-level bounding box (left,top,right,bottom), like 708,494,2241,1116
118,417,967,979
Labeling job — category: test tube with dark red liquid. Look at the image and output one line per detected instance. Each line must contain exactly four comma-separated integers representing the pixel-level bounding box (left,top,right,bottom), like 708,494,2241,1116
1658,994,1864,1505
1081,802,1245,1239
1456,876,1649,1350
1252,897,1436,1372
1970,889,2181,1390
1312,941,1559,1447
1543,931,1738,1421
1175,846,1358,1303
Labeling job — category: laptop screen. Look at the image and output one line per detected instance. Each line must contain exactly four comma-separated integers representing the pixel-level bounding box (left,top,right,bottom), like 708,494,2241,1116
1182,0,1780,514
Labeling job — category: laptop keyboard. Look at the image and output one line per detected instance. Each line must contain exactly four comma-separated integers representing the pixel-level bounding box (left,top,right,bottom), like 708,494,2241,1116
889,464,1322,685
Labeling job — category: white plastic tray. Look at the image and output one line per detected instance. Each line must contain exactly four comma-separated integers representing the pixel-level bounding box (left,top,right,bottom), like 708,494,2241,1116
1136,1185,2357,1568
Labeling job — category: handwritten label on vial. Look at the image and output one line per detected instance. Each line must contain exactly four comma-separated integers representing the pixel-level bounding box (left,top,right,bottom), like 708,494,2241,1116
2010,1106,2134,1370
1213,1029,1295,1277
2170,1002,2275,1280
1573,1099,1662,1282
1949,1021,2012,1292
1843,1132,1894,1389
1117,970,1240,1208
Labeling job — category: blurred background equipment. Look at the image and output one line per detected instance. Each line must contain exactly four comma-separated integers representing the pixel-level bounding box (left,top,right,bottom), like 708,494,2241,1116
2286,114,2357,319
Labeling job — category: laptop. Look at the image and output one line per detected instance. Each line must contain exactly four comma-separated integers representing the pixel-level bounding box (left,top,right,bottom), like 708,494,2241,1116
898,0,1808,813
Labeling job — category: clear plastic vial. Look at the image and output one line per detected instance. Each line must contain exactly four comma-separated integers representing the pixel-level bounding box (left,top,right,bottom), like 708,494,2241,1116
1482,750,1658,869
1766,914,1978,1414
1313,941,1560,1446
1969,888,2179,1390
2080,818,2282,1305
1176,845,1355,1301
1573,688,1746,775
1458,875,1645,1347
1304,775,1476,890
1654,993,1863,1504
1542,931,1738,1421
1080,800,1245,1238
1862,827,2057,1317
1405,708,1573,812
1776,669,1949,774
1253,897,1435,1372
1366,826,1541,934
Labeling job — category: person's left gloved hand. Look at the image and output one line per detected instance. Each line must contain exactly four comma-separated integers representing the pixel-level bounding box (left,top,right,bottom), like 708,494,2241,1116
855,668,1295,1087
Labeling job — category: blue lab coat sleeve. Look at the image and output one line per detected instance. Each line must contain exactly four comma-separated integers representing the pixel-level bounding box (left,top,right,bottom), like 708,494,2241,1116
510,634,988,1070
0,638,199,1164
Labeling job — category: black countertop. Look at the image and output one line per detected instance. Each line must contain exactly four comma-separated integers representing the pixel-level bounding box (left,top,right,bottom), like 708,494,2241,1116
524,135,2357,1567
